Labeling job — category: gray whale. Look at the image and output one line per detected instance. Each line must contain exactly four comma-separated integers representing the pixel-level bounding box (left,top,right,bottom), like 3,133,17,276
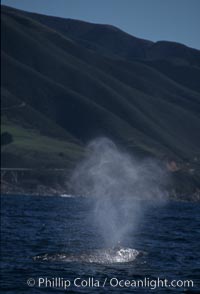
33,247,141,264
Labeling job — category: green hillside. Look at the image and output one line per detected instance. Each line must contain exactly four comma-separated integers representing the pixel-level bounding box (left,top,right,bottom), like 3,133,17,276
1,5,200,197
1,121,84,167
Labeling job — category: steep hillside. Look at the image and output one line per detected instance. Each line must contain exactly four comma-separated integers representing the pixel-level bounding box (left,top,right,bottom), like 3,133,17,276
1,5,200,197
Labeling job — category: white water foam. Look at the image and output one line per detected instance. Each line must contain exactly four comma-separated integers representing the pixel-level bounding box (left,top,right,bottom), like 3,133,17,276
60,194,74,198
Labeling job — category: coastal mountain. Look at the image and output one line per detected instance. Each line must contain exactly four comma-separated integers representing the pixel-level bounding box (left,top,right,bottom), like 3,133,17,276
1,5,200,197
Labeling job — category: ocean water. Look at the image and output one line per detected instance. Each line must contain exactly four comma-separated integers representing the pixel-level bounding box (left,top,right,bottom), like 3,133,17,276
1,195,200,293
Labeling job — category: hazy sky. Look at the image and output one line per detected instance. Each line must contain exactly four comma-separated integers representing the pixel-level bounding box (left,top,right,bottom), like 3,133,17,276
1,0,200,49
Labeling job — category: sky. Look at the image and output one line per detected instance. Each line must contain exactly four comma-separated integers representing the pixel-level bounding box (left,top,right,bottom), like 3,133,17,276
1,0,200,49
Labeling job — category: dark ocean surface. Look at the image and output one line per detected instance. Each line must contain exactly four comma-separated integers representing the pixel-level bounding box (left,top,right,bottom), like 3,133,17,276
1,195,200,293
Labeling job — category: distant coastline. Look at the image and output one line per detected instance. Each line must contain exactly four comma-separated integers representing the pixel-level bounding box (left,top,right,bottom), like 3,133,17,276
1,178,200,202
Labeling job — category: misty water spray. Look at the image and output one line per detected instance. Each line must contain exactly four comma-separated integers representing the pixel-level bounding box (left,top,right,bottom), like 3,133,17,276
70,138,169,248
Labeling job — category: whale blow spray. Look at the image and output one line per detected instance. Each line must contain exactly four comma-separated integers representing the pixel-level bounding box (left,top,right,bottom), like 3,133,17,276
70,138,169,247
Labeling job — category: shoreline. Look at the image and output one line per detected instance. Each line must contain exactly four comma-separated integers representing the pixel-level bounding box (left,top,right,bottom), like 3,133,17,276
1,184,200,202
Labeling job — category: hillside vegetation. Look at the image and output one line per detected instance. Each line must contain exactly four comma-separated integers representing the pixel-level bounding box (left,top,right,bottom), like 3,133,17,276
1,5,200,198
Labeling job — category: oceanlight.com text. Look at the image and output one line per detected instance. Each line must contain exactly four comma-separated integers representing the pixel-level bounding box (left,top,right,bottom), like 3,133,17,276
27,276,194,290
